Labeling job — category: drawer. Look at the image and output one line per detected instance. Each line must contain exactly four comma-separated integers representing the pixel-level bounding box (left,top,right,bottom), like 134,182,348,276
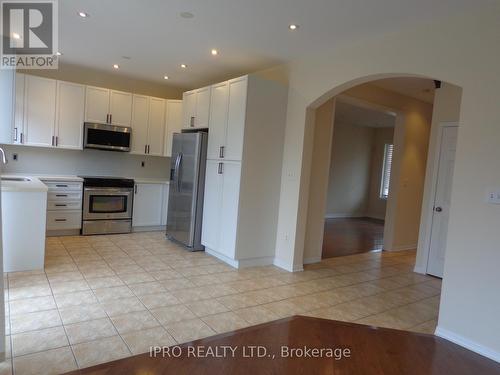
47,201,82,210
46,211,82,230
48,191,82,201
44,181,83,192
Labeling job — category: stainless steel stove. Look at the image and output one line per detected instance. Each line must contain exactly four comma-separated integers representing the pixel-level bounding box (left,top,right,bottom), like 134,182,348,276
80,177,134,235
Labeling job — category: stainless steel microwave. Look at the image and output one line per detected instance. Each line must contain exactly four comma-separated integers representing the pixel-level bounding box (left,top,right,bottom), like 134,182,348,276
83,122,132,152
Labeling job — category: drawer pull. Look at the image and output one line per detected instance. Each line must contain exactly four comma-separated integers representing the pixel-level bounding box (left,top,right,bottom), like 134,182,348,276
55,204,67,207
55,184,68,188
56,194,68,197
54,219,67,222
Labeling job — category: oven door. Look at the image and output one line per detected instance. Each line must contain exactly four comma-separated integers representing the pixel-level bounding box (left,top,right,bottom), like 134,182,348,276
83,188,133,220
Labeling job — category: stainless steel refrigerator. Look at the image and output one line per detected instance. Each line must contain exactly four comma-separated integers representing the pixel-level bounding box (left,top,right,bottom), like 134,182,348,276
166,132,208,251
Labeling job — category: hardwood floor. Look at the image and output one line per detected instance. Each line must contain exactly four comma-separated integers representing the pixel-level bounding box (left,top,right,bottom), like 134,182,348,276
322,217,385,259
64,316,500,375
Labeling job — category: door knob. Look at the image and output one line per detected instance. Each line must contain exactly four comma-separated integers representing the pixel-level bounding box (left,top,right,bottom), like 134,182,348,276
435,207,443,212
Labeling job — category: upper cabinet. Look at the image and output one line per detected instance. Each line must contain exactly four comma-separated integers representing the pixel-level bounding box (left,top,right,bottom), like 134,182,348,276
164,100,183,157
182,86,211,129
131,94,150,155
56,81,85,150
147,97,166,156
85,87,132,126
207,82,229,160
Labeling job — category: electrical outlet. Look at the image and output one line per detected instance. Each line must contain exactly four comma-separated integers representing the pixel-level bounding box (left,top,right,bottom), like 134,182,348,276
12,153,18,161
486,190,500,204
141,161,145,167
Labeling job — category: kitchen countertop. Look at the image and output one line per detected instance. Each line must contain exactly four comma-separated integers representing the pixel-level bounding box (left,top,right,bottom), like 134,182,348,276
2,173,169,185
1,175,49,193
132,178,170,184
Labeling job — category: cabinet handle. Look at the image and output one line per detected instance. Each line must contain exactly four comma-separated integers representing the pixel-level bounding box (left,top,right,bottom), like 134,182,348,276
135,185,138,194
218,162,223,175
14,127,18,142
109,114,112,123
190,116,195,127
144,145,147,154
147,145,150,154
20,133,24,143
55,204,67,207
55,219,67,222
56,194,68,197
219,146,225,158
52,136,55,146
56,136,58,146
55,184,68,188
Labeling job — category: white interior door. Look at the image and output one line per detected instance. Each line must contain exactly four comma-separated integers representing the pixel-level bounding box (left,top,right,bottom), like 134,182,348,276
427,125,458,277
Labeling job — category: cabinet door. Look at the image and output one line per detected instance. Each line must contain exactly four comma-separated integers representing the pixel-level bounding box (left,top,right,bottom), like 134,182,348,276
24,75,56,147
182,91,196,129
218,161,241,258
56,81,85,149
164,100,182,157
207,82,228,159
132,183,164,227
109,90,133,126
147,97,166,156
0,71,15,144
131,95,149,155
195,86,211,128
225,77,248,161
201,160,223,250
13,73,25,144
85,86,109,123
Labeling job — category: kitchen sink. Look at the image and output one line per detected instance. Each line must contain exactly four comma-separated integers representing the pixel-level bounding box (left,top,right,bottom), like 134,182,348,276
1,177,32,182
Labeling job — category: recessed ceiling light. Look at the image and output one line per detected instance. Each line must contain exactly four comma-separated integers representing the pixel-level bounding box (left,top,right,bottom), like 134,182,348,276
78,11,89,18
12,32,21,39
113,64,119,69
164,75,169,80
180,12,194,19
289,24,299,30
211,49,218,56
56,52,62,56
180,64,187,69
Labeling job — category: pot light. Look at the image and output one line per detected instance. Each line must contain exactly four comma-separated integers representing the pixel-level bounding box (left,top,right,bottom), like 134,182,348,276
289,24,299,30
211,49,218,56
78,11,89,18
164,75,169,80
12,32,20,39
113,64,119,69
180,64,187,69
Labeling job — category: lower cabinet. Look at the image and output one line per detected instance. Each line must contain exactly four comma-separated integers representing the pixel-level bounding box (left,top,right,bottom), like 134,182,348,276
132,182,169,228
42,179,83,234
201,160,241,260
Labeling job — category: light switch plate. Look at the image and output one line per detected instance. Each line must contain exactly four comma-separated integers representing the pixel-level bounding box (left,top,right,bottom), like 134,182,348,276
486,190,500,204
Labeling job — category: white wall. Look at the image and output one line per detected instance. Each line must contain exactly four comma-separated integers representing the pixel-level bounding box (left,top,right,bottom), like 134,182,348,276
326,122,374,217
272,3,500,360
1,145,170,180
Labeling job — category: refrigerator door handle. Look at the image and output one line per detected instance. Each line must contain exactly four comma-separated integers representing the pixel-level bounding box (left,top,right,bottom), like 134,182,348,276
174,152,183,192
177,153,183,192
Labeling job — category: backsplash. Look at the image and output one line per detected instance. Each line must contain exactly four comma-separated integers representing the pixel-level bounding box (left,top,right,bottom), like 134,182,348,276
1,145,170,179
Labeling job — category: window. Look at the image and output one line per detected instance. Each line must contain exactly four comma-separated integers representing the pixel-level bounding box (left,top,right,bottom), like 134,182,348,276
380,144,394,199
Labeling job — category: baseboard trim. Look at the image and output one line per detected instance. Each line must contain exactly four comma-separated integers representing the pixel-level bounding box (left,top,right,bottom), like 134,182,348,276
413,265,427,274
238,256,274,268
386,244,417,252
273,258,303,272
132,226,165,233
435,326,500,363
204,248,239,268
325,213,366,219
303,256,321,265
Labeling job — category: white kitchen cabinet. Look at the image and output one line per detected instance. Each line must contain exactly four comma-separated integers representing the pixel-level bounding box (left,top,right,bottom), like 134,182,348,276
24,75,57,147
85,86,110,123
182,86,211,129
0,70,15,144
13,73,25,144
109,90,133,126
207,82,229,159
201,160,224,250
164,100,183,157
55,81,85,149
131,94,150,154
147,98,166,156
201,75,288,268
133,183,164,227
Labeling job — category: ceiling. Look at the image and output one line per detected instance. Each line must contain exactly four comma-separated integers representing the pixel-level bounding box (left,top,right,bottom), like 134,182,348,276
372,78,436,103
54,0,479,88
335,101,396,128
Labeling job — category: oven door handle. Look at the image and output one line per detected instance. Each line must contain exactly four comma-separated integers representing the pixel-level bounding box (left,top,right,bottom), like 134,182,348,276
84,188,133,194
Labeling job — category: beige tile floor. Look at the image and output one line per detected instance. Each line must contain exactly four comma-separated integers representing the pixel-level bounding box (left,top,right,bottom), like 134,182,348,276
1,232,441,375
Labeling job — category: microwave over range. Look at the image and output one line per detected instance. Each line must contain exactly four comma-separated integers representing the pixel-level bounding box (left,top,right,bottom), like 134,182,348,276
83,122,132,152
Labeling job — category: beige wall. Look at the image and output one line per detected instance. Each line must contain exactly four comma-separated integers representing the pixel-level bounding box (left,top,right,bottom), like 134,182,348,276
19,63,185,99
326,122,374,217
367,127,394,219
273,3,500,358
303,99,335,262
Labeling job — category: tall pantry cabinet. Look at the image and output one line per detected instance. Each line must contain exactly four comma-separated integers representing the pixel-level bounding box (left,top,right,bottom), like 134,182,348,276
200,75,288,268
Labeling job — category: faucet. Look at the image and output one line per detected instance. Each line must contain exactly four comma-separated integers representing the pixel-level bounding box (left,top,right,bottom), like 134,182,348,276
0,148,7,164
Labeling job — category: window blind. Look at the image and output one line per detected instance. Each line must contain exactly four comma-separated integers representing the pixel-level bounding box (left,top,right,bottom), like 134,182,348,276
380,144,394,199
